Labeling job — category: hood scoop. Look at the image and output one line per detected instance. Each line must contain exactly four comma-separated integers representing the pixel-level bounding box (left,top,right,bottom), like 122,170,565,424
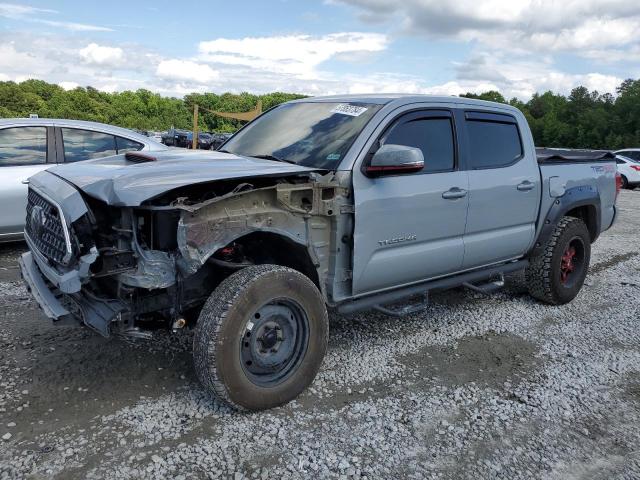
125,152,157,163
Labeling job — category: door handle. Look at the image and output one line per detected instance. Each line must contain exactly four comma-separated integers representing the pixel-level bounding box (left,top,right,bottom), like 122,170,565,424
517,181,535,191
442,187,468,200
21,180,30,185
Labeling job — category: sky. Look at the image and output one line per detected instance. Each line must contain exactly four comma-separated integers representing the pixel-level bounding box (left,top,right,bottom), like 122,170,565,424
0,0,638,100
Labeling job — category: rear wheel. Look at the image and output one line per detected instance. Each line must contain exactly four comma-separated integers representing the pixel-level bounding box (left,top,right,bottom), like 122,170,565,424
526,216,591,305
621,175,629,189
193,265,328,411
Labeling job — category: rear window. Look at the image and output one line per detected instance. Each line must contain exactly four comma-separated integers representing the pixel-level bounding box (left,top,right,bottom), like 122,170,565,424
116,136,144,153
0,127,47,166
62,128,117,163
623,151,640,161
466,114,523,169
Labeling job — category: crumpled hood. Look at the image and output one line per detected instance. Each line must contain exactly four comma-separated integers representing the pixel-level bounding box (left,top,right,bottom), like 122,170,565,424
44,150,319,206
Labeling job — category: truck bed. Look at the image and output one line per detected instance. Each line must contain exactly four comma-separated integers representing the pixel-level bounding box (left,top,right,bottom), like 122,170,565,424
536,147,615,163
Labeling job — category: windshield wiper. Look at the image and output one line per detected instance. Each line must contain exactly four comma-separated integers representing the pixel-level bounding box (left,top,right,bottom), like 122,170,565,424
250,154,297,165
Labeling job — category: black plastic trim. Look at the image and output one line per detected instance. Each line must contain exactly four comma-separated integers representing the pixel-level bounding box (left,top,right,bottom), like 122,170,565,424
337,260,528,315
464,111,518,124
529,185,601,256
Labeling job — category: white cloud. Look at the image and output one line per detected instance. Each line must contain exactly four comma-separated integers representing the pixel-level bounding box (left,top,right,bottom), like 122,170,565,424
335,0,640,57
198,32,388,78
58,81,79,90
156,59,220,83
453,53,623,99
0,24,628,101
0,2,111,31
36,19,113,32
79,43,124,66
0,3,56,17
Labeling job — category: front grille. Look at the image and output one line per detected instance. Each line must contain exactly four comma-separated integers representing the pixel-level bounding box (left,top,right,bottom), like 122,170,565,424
25,188,71,265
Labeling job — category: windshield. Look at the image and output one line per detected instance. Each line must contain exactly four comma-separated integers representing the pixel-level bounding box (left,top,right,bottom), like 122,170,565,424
221,101,382,169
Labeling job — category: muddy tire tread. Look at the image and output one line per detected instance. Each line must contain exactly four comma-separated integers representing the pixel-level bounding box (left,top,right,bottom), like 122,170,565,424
193,264,327,411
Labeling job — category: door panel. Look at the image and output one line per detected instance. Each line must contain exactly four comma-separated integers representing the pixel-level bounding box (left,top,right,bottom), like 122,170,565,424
0,165,50,235
0,126,52,236
462,112,540,269
352,170,469,295
352,108,469,295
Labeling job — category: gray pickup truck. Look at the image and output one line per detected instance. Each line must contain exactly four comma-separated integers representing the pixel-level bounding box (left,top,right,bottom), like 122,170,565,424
19,95,619,411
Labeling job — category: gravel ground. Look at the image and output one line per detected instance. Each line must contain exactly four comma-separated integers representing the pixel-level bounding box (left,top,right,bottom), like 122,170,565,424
1,190,639,480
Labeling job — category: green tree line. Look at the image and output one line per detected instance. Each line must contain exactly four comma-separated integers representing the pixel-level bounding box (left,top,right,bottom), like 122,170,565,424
1,78,639,148
462,79,640,149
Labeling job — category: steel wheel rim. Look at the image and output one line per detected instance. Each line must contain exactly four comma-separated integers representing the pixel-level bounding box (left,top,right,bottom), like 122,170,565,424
240,297,309,387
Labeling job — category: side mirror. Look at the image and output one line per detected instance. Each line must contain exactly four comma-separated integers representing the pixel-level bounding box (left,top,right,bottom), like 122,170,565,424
364,144,424,177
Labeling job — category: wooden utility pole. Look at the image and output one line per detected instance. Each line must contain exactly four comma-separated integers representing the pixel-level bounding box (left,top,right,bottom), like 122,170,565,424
192,104,199,149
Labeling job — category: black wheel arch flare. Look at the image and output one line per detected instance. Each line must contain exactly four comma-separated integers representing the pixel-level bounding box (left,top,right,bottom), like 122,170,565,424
530,185,601,257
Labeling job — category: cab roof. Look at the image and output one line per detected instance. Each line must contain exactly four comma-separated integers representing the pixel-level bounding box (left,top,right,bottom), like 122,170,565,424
290,94,520,113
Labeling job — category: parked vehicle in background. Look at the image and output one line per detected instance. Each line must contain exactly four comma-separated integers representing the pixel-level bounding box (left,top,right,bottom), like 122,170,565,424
19,95,618,411
615,154,640,189
615,149,640,162
210,132,233,150
161,128,190,147
0,118,167,242
184,131,193,148
197,132,214,150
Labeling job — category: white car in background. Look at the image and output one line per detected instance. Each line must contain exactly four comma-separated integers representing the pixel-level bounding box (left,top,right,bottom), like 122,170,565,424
0,118,168,242
615,154,640,189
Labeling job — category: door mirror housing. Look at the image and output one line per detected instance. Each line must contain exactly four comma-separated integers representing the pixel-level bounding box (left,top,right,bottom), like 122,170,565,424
364,144,424,177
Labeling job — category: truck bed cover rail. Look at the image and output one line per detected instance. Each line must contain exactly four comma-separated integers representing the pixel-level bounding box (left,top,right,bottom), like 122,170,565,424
536,147,615,163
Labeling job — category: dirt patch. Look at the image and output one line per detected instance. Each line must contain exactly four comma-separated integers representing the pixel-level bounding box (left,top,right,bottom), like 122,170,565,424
590,252,638,275
0,306,195,444
401,331,539,389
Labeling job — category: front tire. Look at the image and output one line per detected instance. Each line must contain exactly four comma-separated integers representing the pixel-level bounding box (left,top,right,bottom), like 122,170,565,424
526,216,591,305
193,265,328,411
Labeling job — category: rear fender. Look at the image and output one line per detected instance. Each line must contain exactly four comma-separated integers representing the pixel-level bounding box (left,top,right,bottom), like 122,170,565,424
530,185,601,257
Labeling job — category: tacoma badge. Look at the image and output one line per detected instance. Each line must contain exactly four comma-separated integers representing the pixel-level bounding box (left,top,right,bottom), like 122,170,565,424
378,234,417,246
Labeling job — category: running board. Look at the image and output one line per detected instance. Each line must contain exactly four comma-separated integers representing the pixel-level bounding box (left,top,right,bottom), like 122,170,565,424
337,260,527,316
373,293,429,317
462,274,504,295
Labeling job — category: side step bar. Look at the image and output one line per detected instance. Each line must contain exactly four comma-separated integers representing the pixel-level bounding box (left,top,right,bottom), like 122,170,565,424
462,273,505,294
337,260,527,316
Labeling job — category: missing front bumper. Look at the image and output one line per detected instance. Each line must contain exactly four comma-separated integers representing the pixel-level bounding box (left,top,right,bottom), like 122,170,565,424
19,251,127,337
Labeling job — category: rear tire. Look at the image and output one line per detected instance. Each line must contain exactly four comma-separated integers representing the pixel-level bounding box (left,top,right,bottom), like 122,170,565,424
621,175,629,189
526,216,591,305
193,265,328,411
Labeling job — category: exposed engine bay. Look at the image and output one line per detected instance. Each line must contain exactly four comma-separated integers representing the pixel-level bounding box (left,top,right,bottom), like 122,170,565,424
31,171,353,338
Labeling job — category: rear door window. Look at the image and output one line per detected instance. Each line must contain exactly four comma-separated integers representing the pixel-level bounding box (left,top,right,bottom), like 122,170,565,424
116,136,144,153
61,128,117,163
0,127,47,166
465,112,523,169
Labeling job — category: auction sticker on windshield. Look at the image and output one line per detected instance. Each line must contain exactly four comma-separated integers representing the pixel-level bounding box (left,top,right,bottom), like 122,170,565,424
330,104,368,117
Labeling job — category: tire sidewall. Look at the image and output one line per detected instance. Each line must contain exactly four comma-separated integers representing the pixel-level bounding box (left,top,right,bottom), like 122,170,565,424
204,268,327,410
550,220,591,304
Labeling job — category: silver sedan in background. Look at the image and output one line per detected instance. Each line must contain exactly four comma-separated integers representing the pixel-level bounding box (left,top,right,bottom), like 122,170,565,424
0,118,168,242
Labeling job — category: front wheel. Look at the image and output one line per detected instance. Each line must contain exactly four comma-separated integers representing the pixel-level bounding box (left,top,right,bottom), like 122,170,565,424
193,265,328,411
526,216,591,305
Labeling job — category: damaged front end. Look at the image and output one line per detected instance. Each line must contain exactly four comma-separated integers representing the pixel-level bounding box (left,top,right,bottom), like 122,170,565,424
20,169,352,338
